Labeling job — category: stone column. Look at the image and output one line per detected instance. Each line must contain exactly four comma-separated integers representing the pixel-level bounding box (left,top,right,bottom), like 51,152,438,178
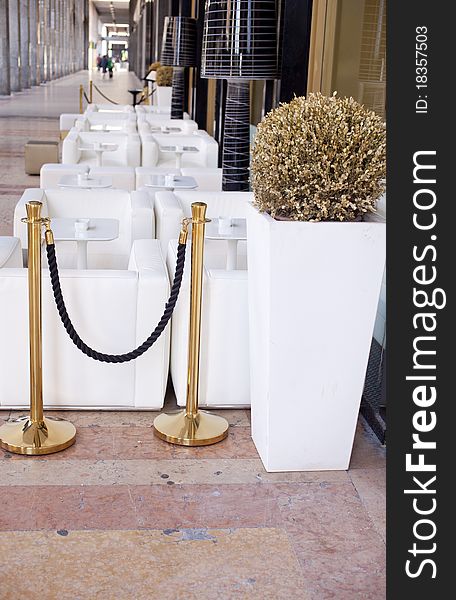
20,0,30,88
8,0,21,91
0,0,11,96
29,0,38,85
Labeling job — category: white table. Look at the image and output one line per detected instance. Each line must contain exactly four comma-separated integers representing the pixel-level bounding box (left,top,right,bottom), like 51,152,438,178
205,218,247,271
80,142,119,166
159,145,199,168
145,174,198,190
58,174,113,189
51,218,119,269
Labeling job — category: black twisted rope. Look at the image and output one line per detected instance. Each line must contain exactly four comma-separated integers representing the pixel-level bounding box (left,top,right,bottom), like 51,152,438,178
46,242,186,363
92,84,120,105
83,91,91,104
138,88,155,105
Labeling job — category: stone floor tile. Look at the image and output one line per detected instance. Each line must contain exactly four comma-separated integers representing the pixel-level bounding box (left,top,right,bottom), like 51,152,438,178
349,468,386,542
0,528,308,600
277,482,386,600
0,458,350,487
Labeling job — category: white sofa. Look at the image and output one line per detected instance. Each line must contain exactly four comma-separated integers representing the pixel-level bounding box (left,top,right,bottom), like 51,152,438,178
62,130,141,167
0,237,23,268
141,132,218,169
40,164,136,191
154,190,250,257
0,239,170,409
14,188,155,269
167,238,249,408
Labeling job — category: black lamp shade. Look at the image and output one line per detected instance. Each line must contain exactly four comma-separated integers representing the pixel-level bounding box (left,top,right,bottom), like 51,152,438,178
201,0,280,79
161,16,197,67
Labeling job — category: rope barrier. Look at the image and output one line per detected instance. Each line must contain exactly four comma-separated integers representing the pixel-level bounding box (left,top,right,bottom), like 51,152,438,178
138,87,156,105
46,241,187,363
92,83,120,105
83,91,91,104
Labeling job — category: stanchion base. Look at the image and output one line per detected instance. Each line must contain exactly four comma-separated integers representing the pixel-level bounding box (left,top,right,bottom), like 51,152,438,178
153,410,229,446
0,416,76,455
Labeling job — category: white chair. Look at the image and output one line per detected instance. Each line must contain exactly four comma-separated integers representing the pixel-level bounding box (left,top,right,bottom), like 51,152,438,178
0,240,170,409
141,132,218,169
135,166,181,191
40,164,136,191
154,190,251,257
0,237,23,268
86,103,134,113
135,105,190,119
60,112,137,135
74,113,137,133
13,188,155,269
167,238,249,408
180,167,223,191
137,114,198,135
62,130,141,167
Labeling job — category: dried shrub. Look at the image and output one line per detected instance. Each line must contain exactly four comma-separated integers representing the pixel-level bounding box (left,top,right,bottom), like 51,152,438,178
156,66,173,87
251,93,386,221
148,61,161,71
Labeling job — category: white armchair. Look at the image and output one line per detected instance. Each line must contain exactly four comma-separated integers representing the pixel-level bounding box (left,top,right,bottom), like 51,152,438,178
0,240,170,409
135,105,190,118
154,190,251,257
62,130,141,167
141,132,218,169
137,114,198,135
40,164,136,191
13,188,155,269
180,168,223,191
0,237,23,268
74,113,137,133
167,238,249,408
60,112,137,135
86,103,134,113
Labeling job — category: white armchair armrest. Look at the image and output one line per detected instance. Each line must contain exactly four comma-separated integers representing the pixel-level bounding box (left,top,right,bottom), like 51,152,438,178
62,130,81,164
154,191,184,257
126,133,141,167
13,189,47,249
59,113,80,132
140,134,159,167
130,190,155,240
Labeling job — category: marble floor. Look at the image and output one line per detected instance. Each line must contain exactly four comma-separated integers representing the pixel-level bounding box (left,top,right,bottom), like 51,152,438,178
0,71,386,599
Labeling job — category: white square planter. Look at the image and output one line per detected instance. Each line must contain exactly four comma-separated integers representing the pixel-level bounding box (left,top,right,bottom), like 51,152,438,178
246,202,386,472
155,86,172,108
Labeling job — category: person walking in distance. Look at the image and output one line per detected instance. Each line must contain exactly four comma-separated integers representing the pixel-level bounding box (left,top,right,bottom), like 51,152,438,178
101,55,108,78
107,56,114,79
96,55,102,72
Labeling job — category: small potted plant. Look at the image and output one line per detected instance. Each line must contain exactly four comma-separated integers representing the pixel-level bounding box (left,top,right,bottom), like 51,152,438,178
246,92,386,472
155,66,173,107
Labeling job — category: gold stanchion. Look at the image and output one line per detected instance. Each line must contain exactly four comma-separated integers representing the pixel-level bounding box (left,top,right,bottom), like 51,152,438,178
89,80,93,104
0,202,76,455
153,203,229,446
79,84,84,114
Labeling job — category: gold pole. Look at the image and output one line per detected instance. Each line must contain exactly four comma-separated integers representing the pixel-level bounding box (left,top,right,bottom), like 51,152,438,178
89,80,93,104
0,202,76,455
153,203,229,446
79,84,84,114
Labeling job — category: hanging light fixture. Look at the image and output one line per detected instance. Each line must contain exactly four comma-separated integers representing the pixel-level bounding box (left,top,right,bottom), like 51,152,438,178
201,0,281,191
161,16,197,119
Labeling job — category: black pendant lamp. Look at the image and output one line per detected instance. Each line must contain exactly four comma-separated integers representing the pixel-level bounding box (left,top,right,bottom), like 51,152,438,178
201,0,280,191
161,16,197,119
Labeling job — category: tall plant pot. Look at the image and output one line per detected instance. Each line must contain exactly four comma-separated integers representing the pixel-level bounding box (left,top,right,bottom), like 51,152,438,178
246,202,386,472
155,86,172,108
